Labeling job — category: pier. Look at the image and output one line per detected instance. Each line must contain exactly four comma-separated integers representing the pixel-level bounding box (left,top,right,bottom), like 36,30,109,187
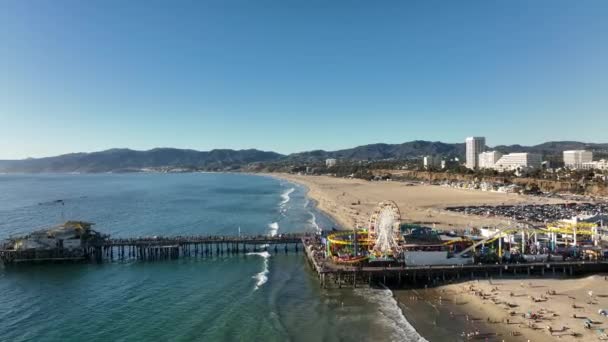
1,234,304,264
3,233,608,290
301,236,608,289
3,215,608,291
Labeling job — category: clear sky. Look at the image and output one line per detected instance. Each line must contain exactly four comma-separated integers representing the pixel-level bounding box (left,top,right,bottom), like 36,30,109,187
1,1,607,159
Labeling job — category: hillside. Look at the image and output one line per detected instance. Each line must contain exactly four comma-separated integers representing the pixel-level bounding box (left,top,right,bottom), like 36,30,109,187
1,141,607,173
286,141,465,162
0,148,284,173
493,141,608,157
289,141,608,162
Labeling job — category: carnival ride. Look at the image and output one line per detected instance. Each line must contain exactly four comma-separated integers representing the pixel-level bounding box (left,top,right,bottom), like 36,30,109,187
368,201,403,259
326,201,404,264
325,230,371,263
325,200,605,265
455,221,603,259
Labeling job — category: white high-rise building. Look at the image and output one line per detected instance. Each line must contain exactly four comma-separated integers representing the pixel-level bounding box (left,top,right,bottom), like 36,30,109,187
563,150,593,169
423,155,442,169
325,158,337,167
465,137,485,169
478,151,503,169
494,153,542,171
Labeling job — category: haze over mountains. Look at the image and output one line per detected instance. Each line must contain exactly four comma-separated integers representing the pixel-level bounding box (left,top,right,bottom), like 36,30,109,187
1,141,607,173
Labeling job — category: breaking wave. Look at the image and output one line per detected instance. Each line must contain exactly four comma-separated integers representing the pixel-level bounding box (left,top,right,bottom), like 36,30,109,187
308,211,322,234
268,222,279,237
279,188,295,207
354,288,428,342
248,251,271,291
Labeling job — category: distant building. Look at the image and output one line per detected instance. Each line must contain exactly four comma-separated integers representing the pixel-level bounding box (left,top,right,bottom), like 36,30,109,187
423,155,442,169
494,153,542,172
465,137,485,169
478,151,503,169
582,159,608,171
563,150,593,169
325,158,337,168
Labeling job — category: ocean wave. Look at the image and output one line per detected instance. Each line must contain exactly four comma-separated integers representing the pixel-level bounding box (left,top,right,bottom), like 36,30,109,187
279,188,295,207
308,211,322,234
247,251,271,291
354,288,428,342
268,222,279,237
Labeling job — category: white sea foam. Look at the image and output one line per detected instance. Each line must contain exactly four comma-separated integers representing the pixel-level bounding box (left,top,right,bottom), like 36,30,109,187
247,251,271,291
308,211,321,234
354,288,428,342
279,187,295,206
268,222,279,237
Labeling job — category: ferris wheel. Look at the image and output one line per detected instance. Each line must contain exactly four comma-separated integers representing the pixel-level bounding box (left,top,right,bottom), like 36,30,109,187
368,201,402,255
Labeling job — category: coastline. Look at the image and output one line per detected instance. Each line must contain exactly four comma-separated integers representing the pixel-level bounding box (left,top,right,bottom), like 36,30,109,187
266,173,570,231
263,173,355,230
266,172,607,342
397,275,608,341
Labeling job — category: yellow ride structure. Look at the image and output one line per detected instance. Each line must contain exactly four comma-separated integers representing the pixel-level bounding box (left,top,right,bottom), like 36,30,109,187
455,221,601,258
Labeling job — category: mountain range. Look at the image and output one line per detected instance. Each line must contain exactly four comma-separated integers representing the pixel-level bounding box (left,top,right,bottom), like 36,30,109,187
1,141,607,173
0,148,283,173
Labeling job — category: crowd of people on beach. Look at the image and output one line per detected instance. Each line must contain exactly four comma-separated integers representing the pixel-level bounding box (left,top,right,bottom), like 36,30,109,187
446,202,608,223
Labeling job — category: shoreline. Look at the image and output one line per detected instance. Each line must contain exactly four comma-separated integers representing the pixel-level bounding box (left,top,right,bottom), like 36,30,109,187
263,173,353,230
266,172,571,231
267,173,607,342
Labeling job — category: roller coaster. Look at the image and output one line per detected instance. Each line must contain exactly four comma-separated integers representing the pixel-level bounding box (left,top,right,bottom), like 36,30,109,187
325,199,605,265
455,221,603,258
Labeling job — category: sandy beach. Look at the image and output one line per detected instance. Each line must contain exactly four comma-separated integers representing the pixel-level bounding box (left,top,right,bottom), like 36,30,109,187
395,275,608,341
272,173,608,341
273,173,567,231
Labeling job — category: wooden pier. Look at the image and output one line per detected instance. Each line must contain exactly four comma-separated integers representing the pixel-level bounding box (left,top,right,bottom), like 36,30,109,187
0,234,304,265
89,234,303,263
4,233,608,291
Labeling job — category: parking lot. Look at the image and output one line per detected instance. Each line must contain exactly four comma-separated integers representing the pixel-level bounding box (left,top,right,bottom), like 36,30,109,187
446,202,608,223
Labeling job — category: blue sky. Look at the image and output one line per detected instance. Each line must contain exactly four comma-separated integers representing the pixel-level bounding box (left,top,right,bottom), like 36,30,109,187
1,1,607,159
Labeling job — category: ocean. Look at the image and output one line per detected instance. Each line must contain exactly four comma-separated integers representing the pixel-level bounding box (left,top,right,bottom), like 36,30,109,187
0,173,426,341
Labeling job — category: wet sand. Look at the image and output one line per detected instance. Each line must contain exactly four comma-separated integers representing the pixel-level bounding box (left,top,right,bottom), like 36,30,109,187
394,287,537,341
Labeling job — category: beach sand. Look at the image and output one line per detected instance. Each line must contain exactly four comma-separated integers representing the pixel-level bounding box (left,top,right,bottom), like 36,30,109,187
272,173,606,341
395,275,608,341
274,174,566,231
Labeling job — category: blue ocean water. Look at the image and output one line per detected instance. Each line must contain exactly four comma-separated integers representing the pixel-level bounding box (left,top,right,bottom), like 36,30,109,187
0,173,425,341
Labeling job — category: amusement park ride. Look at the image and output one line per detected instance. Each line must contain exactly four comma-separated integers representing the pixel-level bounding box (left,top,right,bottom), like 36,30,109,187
326,201,403,264
325,201,608,266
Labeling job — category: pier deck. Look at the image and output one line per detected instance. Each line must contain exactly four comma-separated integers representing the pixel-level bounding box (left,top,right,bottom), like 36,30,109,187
0,234,305,265
3,234,608,290
301,237,608,288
